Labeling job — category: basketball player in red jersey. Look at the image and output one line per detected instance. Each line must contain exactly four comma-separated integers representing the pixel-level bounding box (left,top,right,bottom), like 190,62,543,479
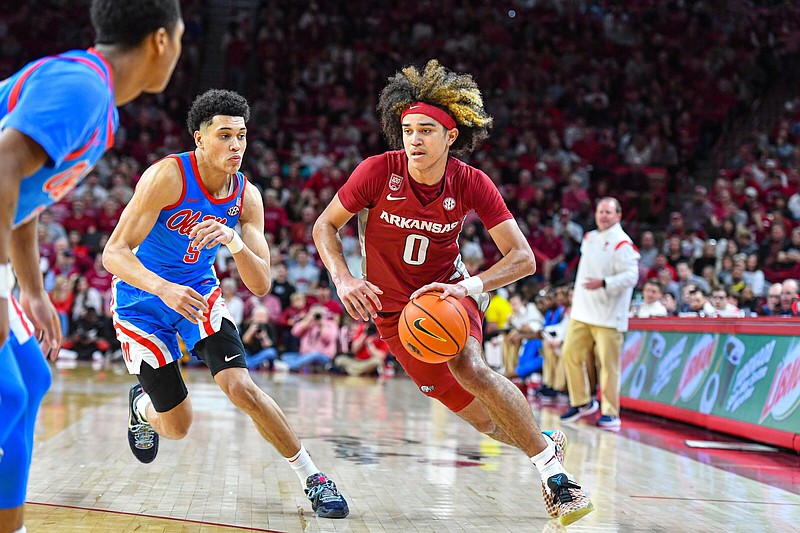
314,60,594,525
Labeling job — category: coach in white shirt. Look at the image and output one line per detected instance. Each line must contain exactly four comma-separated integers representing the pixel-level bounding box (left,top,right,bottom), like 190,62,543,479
561,198,640,430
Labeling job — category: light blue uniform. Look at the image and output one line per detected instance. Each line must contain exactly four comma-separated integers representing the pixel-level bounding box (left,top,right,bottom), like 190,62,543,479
0,48,117,508
111,151,246,374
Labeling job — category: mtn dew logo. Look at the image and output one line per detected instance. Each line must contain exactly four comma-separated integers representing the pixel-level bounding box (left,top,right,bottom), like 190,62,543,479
620,331,645,386
674,334,717,403
760,343,800,423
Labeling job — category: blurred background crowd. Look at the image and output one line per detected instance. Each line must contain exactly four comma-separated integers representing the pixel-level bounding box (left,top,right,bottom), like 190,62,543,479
4,0,800,374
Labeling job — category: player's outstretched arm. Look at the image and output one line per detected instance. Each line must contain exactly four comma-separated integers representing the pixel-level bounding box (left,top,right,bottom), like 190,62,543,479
103,158,209,323
0,129,49,347
313,194,383,321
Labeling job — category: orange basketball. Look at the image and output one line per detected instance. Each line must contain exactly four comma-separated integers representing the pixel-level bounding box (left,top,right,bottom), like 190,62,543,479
398,291,470,363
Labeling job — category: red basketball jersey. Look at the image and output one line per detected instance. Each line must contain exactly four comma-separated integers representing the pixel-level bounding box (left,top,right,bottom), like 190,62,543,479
337,150,512,312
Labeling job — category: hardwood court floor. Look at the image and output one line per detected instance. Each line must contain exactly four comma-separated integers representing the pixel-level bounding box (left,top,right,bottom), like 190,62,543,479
24,364,800,532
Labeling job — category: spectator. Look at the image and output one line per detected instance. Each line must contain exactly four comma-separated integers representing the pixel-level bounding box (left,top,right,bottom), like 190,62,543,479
269,262,296,310
743,254,766,297
241,305,278,370
633,281,668,318
537,289,569,404
682,185,713,232
63,307,114,361
71,276,104,324
287,247,320,294
710,287,743,317
278,291,309,352
275,305,340,372
502,293,545,379
50,275,75,338
552,208,584,261
687,288,716,316
661,292,678,316
309,281,344,325
778,279,800,316
676,260,711,296
657,267,680,300
333,321,390,377
637,231,658,271
760,282,783,316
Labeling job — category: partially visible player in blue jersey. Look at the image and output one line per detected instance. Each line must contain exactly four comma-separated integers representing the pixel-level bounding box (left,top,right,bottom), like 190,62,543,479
102,89,349,519
0,1,183,531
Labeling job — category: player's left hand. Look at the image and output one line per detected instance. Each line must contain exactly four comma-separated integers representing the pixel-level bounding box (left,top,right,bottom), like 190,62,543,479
410,282,467,301
189,219,235,250
19,289,62,360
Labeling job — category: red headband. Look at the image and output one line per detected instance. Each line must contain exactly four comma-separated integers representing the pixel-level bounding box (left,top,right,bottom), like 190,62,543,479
401,102,456,130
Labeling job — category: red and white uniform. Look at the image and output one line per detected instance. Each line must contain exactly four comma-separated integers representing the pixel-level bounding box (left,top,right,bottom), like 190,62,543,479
337,151,513,411
338,150,511,313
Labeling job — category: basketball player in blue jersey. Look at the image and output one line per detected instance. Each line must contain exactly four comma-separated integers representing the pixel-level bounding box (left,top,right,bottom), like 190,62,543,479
103,90,349,519
0,2,183,532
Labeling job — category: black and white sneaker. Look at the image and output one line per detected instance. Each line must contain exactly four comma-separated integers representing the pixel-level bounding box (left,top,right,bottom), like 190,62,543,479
127,384,159,463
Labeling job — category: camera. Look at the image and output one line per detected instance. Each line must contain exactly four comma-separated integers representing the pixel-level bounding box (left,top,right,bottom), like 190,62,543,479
313,312,323,320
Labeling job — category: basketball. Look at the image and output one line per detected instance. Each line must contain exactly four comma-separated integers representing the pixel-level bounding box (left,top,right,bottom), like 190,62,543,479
398,291,470,363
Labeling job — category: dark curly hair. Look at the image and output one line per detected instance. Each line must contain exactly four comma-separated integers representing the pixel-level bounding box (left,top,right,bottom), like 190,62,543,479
91,0,181,49
186,89,251,134
377,59,493,156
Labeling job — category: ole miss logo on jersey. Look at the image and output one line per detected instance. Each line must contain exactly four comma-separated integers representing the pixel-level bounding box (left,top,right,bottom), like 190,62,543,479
166,209,228,236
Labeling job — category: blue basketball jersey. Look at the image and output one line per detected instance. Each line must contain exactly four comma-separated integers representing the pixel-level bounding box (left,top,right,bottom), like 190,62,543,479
0,48,117,227
130,151,246,287
111,152,247,371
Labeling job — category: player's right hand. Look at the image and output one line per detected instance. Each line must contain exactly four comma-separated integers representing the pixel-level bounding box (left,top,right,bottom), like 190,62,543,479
336,277,383,321
160,283,209,323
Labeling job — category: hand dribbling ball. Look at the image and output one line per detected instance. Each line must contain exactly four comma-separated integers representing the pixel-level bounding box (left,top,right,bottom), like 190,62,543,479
398,291,470,363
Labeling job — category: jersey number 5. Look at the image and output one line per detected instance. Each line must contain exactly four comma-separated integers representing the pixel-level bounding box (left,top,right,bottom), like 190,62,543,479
184,242,201,263
403,234,430,265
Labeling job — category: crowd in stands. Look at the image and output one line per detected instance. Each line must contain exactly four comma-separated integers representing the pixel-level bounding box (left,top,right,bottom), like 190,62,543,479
3,2,800,367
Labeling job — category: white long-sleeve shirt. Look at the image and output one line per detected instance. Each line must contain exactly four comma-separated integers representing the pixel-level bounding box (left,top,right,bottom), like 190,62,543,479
570,223,640,332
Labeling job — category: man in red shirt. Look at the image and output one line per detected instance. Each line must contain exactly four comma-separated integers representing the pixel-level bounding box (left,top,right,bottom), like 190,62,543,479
314,60,593,526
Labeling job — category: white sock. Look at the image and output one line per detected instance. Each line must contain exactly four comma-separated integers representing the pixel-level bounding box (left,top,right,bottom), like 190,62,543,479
530,437,568,484
135,393,152,423
12,526,27,533
287,445,320,485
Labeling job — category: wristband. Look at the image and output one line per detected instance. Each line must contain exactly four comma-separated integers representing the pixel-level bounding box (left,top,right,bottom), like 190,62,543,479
226,232,244,254
602,279,607,288
458,276,484,295
0,263,11,298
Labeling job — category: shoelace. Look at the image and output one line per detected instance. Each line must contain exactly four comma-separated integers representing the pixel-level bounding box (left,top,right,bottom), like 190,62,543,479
306,480,341,502
131,423,156,448
553,480,582,504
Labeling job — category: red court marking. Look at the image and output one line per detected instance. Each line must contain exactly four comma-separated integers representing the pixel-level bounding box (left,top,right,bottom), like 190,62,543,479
26,502,287,532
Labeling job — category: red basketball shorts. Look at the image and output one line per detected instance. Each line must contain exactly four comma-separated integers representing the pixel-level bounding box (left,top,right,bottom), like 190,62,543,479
376,295,484,412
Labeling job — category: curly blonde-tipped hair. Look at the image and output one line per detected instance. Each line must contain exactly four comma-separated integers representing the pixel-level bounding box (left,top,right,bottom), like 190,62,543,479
377,59,493,156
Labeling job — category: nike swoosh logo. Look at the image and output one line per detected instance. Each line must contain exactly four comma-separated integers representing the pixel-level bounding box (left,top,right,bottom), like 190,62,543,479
386,194,406,201
224,353,242,362
413,318,445,341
